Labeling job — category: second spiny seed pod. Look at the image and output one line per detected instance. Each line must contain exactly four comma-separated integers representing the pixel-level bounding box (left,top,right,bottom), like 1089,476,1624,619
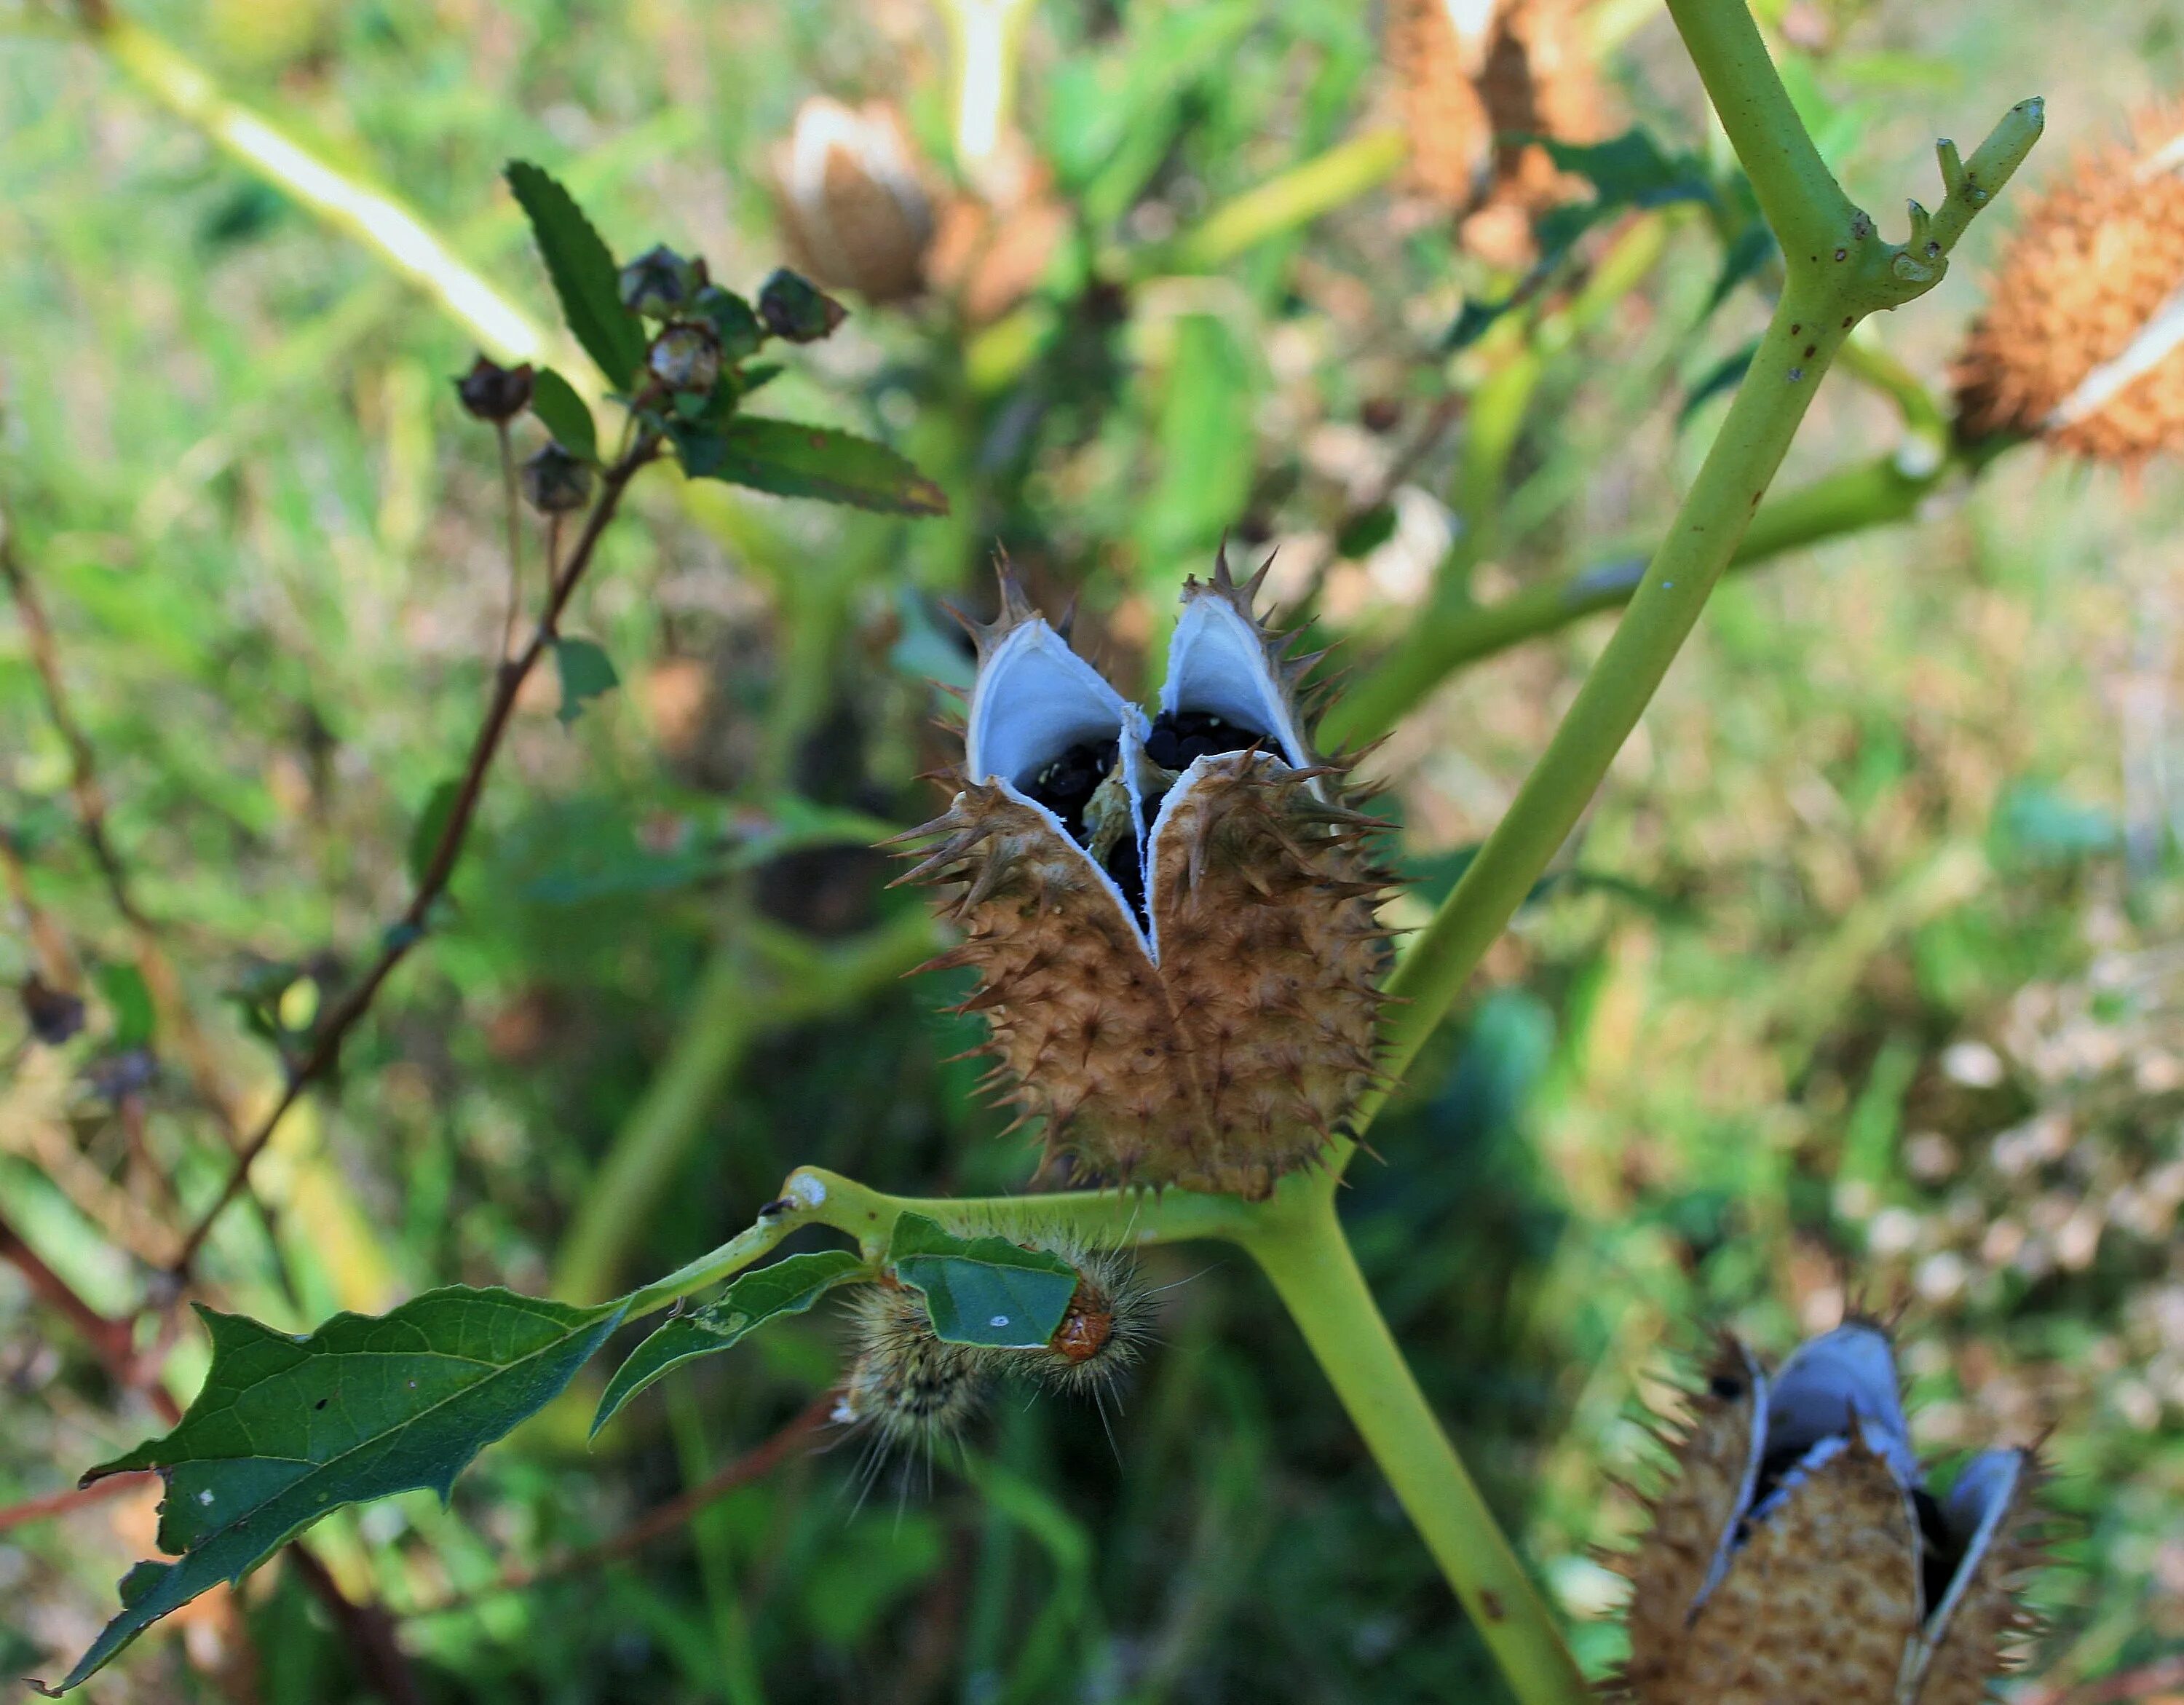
1618,1323,2046,1705
895,550,1396,1200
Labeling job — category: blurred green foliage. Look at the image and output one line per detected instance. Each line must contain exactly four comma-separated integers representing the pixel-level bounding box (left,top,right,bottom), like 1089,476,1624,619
3,0,2183,1700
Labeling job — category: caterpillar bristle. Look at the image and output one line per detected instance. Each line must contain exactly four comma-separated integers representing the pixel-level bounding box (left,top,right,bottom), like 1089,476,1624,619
834,1283,989,1457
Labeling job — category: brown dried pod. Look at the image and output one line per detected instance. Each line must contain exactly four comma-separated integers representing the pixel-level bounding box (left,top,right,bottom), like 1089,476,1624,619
770,98,937,306
893,551,1396,1199
1618,1324,2046,1705
1387,0,1610,262
1955,103,2184,462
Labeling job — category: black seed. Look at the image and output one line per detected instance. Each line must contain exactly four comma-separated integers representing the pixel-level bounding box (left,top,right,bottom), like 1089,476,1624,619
1912,1485,1969,1619
1708,1373,1745,1401
1025,737,1118,841
1145,710,1264,771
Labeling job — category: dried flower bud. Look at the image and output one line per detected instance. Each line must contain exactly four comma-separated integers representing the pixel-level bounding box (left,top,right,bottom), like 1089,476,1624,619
617,244,704,320
692,285,763,363
1619,1323,2046,1705
521,443,593,514
646,323,721,395
454,355,535,423
1955,103,2184,463
893,550,1394,1200
770,97,936,305
20,973,86,1046
756,267,849,343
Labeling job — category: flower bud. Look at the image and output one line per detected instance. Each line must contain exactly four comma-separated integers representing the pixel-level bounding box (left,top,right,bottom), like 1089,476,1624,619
692,285,763,363
454,355,535,423
521,443,593,514
756,267,849,343
617,244,705,320
1620,1323,2045,1704
893,548,1393,1200
646,323,721,395
770,97,935,305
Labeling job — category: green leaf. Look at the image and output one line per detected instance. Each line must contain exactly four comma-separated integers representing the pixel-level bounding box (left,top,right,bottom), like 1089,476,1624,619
95,962,154,1051
553,637,620,725
1536,129,1712,210
529,367,596,461
591,1250,866,1436
407,776,464,885
886,1214,1078,1349
504,161,648,388
39,1288,625,1694
673,416,949,516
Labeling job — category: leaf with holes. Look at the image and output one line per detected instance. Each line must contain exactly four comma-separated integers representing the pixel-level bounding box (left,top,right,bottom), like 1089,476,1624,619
505,162,647,389
36,1287,625,1694
592,1250,866,1436
886,1214,1078,1349
672,416,949,515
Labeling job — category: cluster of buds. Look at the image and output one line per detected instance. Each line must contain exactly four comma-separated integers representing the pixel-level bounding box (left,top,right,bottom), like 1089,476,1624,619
1388,0,1610,266
1618,1322,2045,1705
617,245,844,403
895,551,1396,1200
1955,101,2184,463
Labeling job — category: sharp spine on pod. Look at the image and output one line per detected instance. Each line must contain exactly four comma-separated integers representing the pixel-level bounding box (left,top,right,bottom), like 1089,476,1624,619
1617,1321,2049,1705
893,547,1398,1199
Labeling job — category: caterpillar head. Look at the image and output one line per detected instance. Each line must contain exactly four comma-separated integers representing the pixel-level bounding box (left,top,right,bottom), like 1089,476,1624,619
1618,1322,2048,1705
895,548,1397,1199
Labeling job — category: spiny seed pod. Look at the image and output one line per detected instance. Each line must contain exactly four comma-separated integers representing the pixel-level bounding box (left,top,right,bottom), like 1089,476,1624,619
1617,1323,2047,1705
1955,103,2184,463
1388,0,1494,207
521,443,593,514
833,1283,989,1453
770,96,936,306
894,550,1396,1200
454,355,534,423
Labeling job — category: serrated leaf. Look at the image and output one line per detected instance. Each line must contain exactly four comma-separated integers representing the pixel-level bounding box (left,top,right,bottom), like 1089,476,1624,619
504,162,647,388
529,367,596,461
407,776,463,886
591,1251,866,1436
673,416,949,516
553,637,620,725
40,1287,625,1693
1537,129,1712,210
886,1214,1078,1349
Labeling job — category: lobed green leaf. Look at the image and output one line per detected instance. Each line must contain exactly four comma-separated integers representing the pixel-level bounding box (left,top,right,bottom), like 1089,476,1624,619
886,1214,1078,1349
41,1287,625,1693
590,1250,866,1436
552,637,620,726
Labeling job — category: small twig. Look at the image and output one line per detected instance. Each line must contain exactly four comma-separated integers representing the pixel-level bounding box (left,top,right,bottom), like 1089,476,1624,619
0,1473,154,1538
170,437,660,1277
495,420,523,659
403,1393,833,1618
0,1207,162,1407
0,502,247,1144
289,1546,424,1705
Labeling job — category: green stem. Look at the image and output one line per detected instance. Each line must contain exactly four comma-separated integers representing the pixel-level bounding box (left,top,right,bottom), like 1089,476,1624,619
1165,130,1406,274
1238,1192,1591,1705
1348,0,2039,1128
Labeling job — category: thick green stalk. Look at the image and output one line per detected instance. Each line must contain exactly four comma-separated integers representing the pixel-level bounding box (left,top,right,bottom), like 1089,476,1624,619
1238,1192,1591,1705
1350,0,2040,1125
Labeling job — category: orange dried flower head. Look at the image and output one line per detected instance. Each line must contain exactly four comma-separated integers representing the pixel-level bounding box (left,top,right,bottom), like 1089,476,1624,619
1955,104,2184,462
770,98,937,306
1619,1324,2046,1705
895,551,1396,1200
